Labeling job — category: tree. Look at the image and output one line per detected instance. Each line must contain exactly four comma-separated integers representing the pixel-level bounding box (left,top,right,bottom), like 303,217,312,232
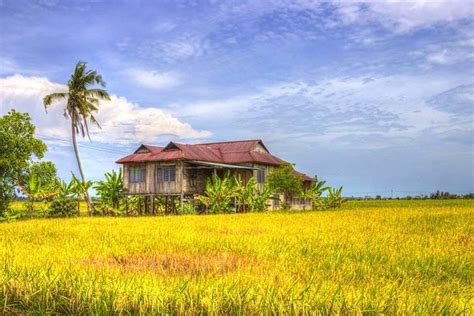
27,161,57,187
95,169,124,212
267,163,303,207
43,62,110,215
19,161,57,194
0,110,47,213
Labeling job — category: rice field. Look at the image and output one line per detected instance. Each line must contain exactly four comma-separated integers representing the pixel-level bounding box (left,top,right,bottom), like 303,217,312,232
0,200,472,314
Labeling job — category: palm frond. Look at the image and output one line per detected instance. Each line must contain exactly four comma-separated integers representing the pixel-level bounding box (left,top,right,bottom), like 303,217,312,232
43,92,68,110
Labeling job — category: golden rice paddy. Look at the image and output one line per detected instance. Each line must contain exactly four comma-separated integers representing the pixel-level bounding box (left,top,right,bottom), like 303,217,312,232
0,200,472,314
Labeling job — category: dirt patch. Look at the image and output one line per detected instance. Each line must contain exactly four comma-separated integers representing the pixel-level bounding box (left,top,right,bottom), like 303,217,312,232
81,252,257,276
457,233,472,246
201,227,266,235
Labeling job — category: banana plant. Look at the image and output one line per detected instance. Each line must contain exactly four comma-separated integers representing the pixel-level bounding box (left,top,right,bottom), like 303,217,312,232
247,181,273,212
71,173,94,215
55,178,75,198
197,172,235,213
94,169,124,211
326,186,344,208
19,173,54,217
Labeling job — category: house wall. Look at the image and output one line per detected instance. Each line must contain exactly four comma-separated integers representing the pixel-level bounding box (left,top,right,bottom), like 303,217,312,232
123,161,255,195
123,161,184,195
123,161,311,210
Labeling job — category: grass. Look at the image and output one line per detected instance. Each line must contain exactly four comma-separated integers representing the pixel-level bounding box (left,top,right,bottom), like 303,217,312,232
0,199,472,313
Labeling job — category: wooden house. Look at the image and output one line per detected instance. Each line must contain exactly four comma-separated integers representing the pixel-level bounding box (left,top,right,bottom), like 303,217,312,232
116,139,313,211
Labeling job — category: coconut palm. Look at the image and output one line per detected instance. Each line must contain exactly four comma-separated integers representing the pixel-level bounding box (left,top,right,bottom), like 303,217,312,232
43,62,110,215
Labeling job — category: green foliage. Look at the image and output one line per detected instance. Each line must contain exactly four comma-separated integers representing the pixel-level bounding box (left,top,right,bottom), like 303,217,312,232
178,202,197,215
199,174,274,214
0,208,25,222
0,110,47,213
267,164,303,196
303,180,330,210
55,179,75,198
70,173,93,214
23,161,57,189
197,173,235,213
49,197,78,217
21,173,56,218
43,61,111,215
123,195,145,215
237,177,273,212
95,169,124,211
43,62,110,139
325,186,344,209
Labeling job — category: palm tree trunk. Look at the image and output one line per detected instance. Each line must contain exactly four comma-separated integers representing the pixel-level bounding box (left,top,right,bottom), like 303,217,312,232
71,121,94,215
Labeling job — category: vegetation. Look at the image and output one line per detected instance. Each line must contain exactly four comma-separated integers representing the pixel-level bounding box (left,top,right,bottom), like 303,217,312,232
0,110,47,214
197,173,235,213
0,199,471,314
300,179,329,210
267,163,302,205
43,61,111,215
94,169,124,214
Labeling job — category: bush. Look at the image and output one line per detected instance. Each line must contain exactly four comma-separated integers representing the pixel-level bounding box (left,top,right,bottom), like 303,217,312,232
0,208,26,222
49,197,78,217
178,201,197,215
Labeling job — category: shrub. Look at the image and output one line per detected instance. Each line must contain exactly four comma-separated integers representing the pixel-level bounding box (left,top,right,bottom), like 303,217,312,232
178,201,197,215
49,197,78,217
0,208,26,222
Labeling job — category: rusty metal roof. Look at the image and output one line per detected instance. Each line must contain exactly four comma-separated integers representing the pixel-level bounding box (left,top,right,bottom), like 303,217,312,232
116,139,283,166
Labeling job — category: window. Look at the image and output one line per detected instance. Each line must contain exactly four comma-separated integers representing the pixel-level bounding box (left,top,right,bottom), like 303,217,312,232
257,168,266,184
129,165,145,183
273,194,280,207
189,168,197,186
157,165,176,182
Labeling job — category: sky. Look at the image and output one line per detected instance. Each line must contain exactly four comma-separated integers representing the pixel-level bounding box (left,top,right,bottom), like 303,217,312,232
0,0,473,197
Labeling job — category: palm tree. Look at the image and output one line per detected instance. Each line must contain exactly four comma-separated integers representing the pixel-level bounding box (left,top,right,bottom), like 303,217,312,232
43,62,110,215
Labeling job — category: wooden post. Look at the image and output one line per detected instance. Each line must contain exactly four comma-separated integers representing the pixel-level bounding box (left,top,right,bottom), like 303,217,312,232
151,195,155,215
144,195,149,214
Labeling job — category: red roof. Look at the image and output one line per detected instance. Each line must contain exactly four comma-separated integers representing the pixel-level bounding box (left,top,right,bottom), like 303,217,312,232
116,139,313,181
116,139,284,165
293,170,314,182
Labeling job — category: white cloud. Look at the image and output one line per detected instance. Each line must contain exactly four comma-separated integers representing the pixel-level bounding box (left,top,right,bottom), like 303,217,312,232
127,68,180,89
168,73,468,149
332,0,473,33
0,74,210,146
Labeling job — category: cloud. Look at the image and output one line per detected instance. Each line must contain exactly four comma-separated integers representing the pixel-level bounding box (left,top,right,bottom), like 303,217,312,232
331,0,474,33
427,84,474,115
127,68,180,89
169,74,469,149
0,74,210,146
119,35,209,63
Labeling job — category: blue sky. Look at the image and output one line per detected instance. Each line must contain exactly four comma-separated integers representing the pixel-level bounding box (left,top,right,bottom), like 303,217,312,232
1,0,473,196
